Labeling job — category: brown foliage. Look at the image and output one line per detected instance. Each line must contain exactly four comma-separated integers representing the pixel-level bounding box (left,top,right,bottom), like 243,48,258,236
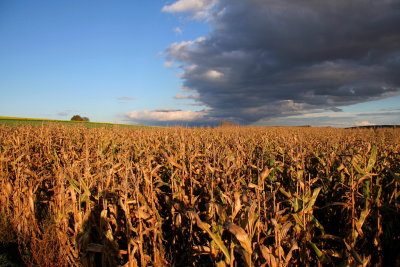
71,115,90,122
0,125,399,266
220,120,238,127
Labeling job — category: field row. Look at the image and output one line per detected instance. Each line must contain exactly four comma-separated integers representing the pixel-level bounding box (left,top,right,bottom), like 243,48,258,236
0,125,399,266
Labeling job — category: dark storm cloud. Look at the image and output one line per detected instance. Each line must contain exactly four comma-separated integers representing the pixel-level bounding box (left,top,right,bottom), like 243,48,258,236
166,0,400,124
328,107,343,112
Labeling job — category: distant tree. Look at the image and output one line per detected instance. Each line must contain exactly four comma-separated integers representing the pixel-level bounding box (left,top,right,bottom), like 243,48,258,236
71,115,83,121
70,115,90,122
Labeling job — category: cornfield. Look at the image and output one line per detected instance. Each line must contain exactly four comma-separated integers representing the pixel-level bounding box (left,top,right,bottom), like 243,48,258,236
0,124,399,266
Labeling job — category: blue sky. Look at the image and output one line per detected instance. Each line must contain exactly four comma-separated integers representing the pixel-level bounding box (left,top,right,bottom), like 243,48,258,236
0,1,209,123
1,0,399,127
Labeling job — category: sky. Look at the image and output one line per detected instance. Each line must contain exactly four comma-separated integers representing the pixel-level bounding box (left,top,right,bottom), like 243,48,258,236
1,0,399,127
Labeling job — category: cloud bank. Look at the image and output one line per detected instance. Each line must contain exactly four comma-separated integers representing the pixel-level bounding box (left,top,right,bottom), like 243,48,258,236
163,0,400,124
126,108,212,126
257,109,400,127
162,0,217,19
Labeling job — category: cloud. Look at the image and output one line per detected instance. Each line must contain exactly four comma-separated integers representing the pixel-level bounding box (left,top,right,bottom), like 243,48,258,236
115,96,135,101
57,111,69,116
56,110,76,116
358,109,400,117
165,0,400,124
168,37,206,62
162,0,217,19
174,27,183,35
126,108,206,122
164,61,174,68
327,107,343,112
355,121,376,127
174,93,198,99
203,69,224,81
153,108,181,112
256,109,400,127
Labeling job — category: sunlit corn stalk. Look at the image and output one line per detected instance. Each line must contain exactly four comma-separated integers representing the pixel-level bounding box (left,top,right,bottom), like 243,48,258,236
0,125,398,266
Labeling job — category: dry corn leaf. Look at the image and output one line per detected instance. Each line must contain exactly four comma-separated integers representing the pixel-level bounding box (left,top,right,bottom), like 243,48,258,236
225,222,253,255
187,211,231,262
232,192,242,220
260,245,277,267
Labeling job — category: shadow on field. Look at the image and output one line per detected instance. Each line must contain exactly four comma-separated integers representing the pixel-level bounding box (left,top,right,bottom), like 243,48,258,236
0,243,24,267
76,191,128,267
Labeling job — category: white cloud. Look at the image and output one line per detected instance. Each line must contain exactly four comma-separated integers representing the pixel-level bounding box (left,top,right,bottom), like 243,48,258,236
355,121,376,126
162,0,216,14
180,86,195,92
127,108,205,121
185,64,198,72
174,27,183,34
174,93,198,99
164,61,174,68
169,37,205,53
279,100,305,113
203,69,223,80
167,37,206,61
